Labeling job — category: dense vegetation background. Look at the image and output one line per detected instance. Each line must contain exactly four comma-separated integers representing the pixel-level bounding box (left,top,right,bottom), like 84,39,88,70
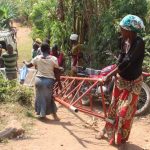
0,0,150,70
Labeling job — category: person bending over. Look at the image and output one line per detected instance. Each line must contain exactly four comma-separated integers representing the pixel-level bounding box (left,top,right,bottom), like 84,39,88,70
95,14,145,147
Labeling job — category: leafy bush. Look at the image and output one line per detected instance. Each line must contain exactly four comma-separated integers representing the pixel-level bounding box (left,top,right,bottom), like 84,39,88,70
90,0,148,68
143,35,150,71
0,0,18,29
0,77,16,102
11,85,33,107
0,75,33,107
143,35,150,85
30,0,72,46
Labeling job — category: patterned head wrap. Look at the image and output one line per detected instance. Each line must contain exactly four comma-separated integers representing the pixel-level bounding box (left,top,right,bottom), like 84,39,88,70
119,14,145,33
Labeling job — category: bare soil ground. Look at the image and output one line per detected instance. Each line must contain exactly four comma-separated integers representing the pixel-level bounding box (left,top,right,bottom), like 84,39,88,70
0,23,150,150
0,105,150,150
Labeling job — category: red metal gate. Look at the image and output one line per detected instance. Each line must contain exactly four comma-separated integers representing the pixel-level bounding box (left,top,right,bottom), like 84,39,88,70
53,76,107,120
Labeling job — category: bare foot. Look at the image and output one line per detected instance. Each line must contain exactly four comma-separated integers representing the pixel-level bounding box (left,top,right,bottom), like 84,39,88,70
95,129,105,139
52,113,60,121
37,116,46,120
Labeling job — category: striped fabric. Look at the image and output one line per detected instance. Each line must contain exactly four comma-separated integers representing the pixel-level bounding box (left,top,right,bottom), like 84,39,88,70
2,52,17,73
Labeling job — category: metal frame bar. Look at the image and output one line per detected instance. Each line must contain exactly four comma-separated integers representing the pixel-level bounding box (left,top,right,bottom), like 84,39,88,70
53,76,107,119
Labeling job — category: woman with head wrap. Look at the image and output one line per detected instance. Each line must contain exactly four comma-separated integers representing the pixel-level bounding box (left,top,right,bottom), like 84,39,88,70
69,34,87,76
95,15,145,147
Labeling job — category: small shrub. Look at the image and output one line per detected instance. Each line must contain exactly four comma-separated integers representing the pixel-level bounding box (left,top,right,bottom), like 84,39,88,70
25,111,35,118
0,75,33,107
0,76,17,102
12,85,33,107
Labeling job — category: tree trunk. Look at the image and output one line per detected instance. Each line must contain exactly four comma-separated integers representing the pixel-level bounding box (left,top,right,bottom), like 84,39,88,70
57,0,65,22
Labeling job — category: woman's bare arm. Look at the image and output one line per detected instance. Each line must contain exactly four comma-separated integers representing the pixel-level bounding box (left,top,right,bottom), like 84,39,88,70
23,61,34,68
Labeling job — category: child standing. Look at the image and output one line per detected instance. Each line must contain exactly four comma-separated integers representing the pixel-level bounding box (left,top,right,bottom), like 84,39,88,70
32,42,39,58
2,44,18,80
0,44,4,68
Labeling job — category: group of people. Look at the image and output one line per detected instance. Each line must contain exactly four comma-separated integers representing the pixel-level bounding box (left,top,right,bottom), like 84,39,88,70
0,14,146,147
23,34,87,120
31,38,65,69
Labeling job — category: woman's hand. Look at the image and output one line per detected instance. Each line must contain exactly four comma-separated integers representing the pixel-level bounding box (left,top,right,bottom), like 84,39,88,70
72,66,77,73
102,76,109,84
23,60,33,68
58,81,62,90
23,60,26,64
102,66,118,84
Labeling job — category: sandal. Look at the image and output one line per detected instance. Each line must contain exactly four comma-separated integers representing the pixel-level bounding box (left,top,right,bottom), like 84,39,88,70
108,132,115,145
109,137,115,145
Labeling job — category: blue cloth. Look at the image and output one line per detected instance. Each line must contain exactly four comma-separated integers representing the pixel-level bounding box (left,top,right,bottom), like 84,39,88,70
19,65,28,83
35,77,57,117
119,14,145,33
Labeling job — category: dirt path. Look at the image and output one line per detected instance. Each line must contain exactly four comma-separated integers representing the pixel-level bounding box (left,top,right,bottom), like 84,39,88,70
14,22,32,66
0,105,150,150
0,24,150,150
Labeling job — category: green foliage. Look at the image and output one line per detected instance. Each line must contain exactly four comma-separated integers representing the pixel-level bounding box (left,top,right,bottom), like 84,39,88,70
143,35,150,71
142,34,150,85
12,86,33,107
88,0,148,68
0,77,17,102
0,75,33,107
111,0,147,18
1,0,149,70
14,0,39,24
30,0,72,49
30,1,56,39
0,0,18,28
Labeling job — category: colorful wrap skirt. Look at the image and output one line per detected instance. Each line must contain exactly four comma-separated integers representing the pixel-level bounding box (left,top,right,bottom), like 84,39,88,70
35,76,57,117
104,74,143,144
